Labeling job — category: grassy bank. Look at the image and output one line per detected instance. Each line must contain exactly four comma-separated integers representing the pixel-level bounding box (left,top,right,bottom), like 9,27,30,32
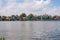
0,37,5,40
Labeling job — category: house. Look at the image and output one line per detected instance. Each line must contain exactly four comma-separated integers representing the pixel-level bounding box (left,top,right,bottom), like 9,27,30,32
6,16,10,21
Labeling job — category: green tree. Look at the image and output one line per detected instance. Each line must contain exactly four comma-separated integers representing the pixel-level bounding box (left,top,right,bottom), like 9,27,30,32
42,15,51,20
37,16,41,20
20,13,26,17
10,15,16,21
20,13,26,21
2,16,6,21
27,13,34,20
52,15,59,20
0,16,2,21
15,15,20,21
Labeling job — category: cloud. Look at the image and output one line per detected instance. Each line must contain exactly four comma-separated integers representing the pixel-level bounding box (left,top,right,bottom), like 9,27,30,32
0,0,60,16
46,6,60,16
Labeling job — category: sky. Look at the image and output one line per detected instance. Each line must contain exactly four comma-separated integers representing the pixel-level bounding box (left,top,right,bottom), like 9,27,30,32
0,0,60,16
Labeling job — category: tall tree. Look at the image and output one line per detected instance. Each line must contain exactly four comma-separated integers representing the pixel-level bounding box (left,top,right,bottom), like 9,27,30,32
2,16,6,21
20,13,26,17
10,15,16,21
20,13,26,21
27,13,34,20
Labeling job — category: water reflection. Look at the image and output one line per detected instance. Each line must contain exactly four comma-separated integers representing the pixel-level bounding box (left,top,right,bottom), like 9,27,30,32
0,21,60,40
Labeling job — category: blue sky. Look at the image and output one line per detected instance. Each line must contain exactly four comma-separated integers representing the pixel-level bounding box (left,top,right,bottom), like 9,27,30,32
16,0,60,6
16,0,24,3
1,0,60,7
51,0,60,6
0,0,60,16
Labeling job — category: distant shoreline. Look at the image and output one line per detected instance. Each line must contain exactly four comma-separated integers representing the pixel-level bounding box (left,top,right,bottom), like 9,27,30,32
0,13,60,21
0,20,60,21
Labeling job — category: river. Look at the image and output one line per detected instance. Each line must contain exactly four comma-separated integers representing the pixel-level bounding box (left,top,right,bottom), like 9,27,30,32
0,21,60,40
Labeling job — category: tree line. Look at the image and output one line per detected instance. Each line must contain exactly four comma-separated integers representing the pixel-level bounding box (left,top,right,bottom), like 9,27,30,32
0,13,60,21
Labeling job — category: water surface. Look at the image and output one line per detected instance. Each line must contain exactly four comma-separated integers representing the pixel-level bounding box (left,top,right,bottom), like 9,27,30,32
0,21,60,40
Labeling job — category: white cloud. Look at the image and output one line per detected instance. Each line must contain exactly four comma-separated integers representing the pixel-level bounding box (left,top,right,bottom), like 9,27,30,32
46,7,60,16
0,0,60,16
